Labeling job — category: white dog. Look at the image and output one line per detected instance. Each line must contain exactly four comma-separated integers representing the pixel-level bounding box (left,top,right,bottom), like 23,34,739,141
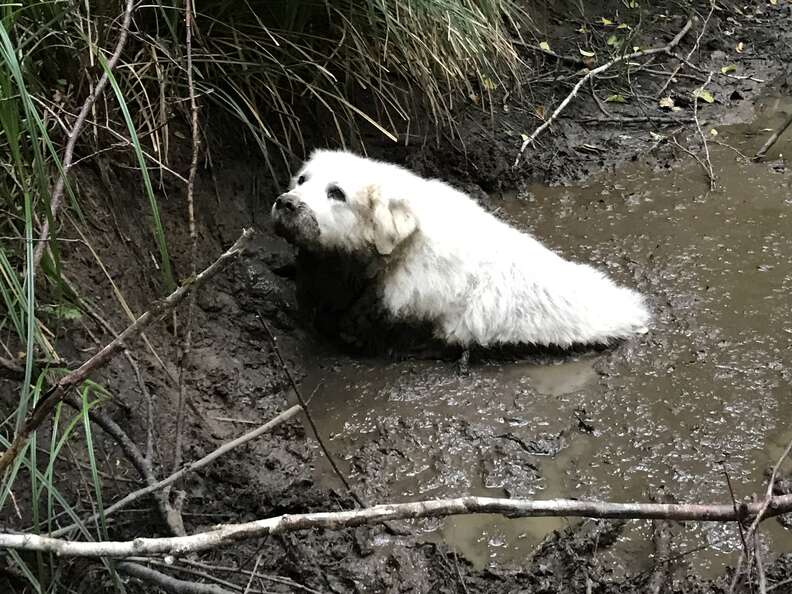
271,149,650,348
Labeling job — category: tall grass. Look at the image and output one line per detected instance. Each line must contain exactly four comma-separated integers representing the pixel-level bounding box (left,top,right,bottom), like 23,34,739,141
0,0,529,588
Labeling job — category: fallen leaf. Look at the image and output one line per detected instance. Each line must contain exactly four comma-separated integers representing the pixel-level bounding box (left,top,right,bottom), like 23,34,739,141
599,17,614,25
617,23,630,29
720,64,737,74
770,0,778,5
710,128,718,136
693,88,715,103
606,94,627,103
606,34,621,46
539,40,551,52
736,41,745,53
579,48,596,57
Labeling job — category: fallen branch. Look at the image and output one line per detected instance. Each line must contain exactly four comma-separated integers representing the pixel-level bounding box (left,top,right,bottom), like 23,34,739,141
0,229,254,475
753,111,792,161
7,494,792,558
514,18,693,166
51,402,301,537
117,562,234,594
33,0,135,270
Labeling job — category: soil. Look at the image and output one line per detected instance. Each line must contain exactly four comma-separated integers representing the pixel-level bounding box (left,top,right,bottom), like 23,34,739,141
3,1,792,592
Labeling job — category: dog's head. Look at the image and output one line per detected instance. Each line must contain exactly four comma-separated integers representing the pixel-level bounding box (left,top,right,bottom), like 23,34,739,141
271,150,417,256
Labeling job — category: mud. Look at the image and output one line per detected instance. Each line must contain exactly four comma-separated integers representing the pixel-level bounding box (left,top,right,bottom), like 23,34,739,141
4,2,792,593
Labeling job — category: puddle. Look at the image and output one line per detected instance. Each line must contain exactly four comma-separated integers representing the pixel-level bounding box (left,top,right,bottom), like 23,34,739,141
301,93,792,576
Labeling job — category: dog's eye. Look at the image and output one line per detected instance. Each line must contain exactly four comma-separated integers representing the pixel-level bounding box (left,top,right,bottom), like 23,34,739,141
327,185,346,202
297,174,307,185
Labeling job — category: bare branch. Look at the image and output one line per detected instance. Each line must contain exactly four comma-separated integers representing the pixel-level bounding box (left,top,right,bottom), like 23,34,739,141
0,229,254,475
51,403,301,537
33,0,135,270
514,18,693,166
118,562,235,594
6,494,792,558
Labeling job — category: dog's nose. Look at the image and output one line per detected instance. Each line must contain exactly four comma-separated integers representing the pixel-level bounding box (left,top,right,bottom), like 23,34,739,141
275,193,300,212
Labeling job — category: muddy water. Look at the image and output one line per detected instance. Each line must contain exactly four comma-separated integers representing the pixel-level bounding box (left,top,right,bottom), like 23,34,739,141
302,95,792,575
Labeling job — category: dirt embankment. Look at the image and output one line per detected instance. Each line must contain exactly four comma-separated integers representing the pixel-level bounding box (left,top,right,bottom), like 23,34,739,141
4,1,792,592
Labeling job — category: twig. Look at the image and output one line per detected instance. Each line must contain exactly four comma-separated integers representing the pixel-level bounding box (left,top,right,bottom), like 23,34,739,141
7,494,792,558
117,562,234,594
514,18,693,166
655,6,714,99
169,0,202,525
0,229,254,475
259,317,364,508
693,71,716,190
51,403,301,537
753,111,792,161
61,394,181,536
33,0,135,270
755,530,767,594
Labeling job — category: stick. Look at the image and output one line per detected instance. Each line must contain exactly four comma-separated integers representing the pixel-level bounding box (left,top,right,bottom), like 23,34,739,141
33,0,135,270
0,229,254,475
259,317,364,508
514,18,693,166
117,562,235,594
655,5,714,99
169,0,202,523
753,111,792,161
8,494,792,558
50,403,301,537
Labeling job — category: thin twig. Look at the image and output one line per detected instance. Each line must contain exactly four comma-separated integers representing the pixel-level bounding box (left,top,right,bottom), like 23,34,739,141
33,0,135,270
117,562,234,594
169,0,202,526
655,6,714,99
61,395,181,536
693,71,716,190
259,316,364,508
6,493,792,557
514,18,693,166
51,403,301,537
0,229,254,475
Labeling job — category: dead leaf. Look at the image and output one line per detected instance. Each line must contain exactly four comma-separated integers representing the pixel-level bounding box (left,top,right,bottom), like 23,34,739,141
539,41,551,52
599,17,614,25
579,48,595,57
606,94,627,103
720,64,737,74
693,88,715,103
736,41,745,53
658,96,675,110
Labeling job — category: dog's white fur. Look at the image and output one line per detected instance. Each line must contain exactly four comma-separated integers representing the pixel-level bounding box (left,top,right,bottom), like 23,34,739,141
273,149,650,348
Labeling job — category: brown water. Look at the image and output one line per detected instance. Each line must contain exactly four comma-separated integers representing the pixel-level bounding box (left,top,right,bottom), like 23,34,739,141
302,94,792,576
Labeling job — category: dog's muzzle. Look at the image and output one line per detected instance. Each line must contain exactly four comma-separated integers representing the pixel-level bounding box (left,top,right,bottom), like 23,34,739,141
271,193,320,247
273,193,300,213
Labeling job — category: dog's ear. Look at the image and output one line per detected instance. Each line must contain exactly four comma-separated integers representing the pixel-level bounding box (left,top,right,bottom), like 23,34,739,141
364,185,417,255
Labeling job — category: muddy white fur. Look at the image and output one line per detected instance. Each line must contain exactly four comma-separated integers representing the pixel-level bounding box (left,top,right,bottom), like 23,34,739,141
271,149,650,348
